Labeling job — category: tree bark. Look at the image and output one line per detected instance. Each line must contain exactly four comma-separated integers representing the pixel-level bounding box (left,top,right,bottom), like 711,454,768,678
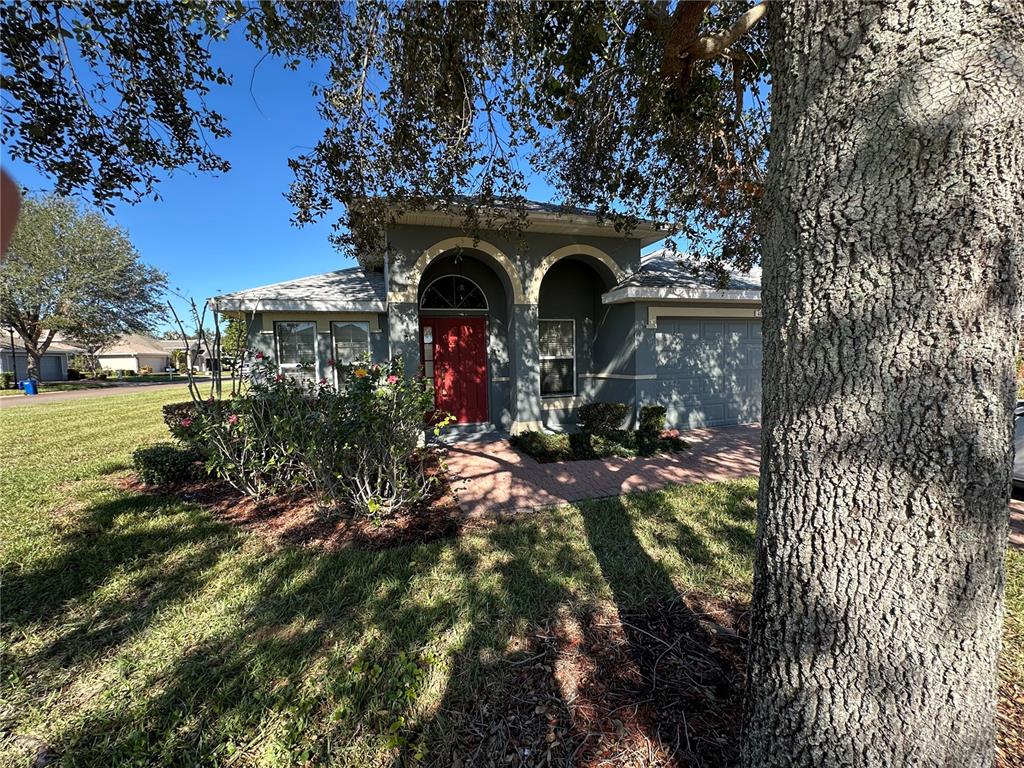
742,2,1024,765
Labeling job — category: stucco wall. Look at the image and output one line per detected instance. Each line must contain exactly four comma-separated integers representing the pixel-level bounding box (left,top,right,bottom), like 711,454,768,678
245,311,390,383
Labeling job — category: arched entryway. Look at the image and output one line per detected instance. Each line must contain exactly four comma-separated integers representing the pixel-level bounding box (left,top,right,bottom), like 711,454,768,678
417,250,513,427
536,255,625,428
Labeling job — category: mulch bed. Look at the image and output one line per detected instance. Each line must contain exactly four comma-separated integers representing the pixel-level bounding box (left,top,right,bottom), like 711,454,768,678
118,473,463,551
441,595,749,768
442,596,1024,768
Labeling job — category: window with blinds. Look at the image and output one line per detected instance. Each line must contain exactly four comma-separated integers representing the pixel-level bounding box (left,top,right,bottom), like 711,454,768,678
274,321,317,380
539,319,575,396
331,321,370,366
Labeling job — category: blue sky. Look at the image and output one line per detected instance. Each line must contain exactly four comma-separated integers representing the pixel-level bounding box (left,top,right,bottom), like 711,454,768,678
2,35,556,335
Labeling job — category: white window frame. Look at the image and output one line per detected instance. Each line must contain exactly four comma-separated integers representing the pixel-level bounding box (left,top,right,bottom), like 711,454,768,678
539,318,576,398
330,320,371,385
274,321,318,379
419,274,489,312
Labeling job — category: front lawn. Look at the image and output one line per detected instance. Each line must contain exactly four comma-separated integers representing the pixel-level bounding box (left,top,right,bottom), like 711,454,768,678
1,389,1021,766
0,379,119,396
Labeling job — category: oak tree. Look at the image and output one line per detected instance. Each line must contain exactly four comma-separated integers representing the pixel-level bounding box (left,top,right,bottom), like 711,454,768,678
0,195,166,380
3,2,1022,764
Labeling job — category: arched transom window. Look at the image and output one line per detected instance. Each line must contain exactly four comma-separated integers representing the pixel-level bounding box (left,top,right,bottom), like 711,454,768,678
420,275,488,311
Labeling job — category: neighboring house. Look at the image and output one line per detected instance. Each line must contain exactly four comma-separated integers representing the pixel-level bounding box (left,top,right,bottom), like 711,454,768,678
154,338,209,371
96,333,173,373
210,203,762,433
0,334,86,381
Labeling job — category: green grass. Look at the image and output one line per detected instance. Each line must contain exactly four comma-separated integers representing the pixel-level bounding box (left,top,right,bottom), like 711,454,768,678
0,387,1021,766
0,380,118,396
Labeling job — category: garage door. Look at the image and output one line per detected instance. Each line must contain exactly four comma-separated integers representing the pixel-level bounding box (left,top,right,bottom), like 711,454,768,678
38,355,64,382
654,317,762,428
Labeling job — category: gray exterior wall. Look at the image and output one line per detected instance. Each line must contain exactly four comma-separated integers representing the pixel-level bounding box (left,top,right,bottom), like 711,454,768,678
1,351,69,381
385,223,644,432
244,311,390,383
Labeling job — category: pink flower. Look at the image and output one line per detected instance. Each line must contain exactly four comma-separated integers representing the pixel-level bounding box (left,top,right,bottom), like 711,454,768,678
227,414,238,425
386,374,398,384
274,373,283,382
254,352,265,361
327,358,335,366
319,378,328,385
180,417,193,428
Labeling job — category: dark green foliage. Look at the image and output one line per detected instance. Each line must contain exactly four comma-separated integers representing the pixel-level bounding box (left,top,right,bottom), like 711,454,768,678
577,402,630,436
1,372,13,389
638,405,667,451
132,442,201,485
511,424,687,464
0,1,233,208
67,368,82,381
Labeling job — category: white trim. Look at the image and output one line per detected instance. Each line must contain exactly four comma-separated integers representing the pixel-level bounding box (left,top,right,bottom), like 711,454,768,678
646,305,763,327
216,298,386,313
419,274,489,311
273,320,319,379
603,285,761,304
492,376,511,382
539,318,576,398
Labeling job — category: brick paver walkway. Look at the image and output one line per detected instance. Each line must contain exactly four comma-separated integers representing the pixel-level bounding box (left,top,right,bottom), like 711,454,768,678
446,426,1024,552
445,424,761,518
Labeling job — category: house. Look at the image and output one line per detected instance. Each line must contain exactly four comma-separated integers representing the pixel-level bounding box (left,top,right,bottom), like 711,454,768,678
0,334,86,381
210,203,762,433
154,338,210,371
95,333,173,373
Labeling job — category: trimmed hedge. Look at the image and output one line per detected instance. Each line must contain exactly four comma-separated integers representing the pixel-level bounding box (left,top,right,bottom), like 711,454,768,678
638,405,667,450
577,401,630,436
132,442,201,485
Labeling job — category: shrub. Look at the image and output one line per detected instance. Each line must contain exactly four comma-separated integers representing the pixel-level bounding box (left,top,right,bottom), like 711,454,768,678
173,355,450,517
132,442,201,485
1,372,13,389
122,369,136,377
577,401,630,436
97,372,107,380
510,430,572,462
140,365,153,374
67,368,82,381
638,405,667,450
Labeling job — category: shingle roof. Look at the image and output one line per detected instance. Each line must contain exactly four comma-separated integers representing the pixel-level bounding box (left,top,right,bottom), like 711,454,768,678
210,266,386,312
0,335,86,355
97,333,172,356
603,248,761,304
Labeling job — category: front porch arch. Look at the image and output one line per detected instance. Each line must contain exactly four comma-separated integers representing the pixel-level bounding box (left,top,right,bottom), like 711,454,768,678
390,237,527,304
527,244,624,303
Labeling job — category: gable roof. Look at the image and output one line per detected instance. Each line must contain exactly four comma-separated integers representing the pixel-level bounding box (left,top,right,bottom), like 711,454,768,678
96,333,172,357
603,249,761,304
210,266,386,313
0,335,86,355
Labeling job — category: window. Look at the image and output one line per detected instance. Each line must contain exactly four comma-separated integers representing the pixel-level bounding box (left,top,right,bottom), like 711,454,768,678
420,275,488,311
539,319,575,396
331,321,370,367
274,321,317,380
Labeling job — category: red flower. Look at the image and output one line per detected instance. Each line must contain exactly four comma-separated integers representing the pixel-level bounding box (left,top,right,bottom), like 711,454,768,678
327,358,335,366
180,417,193,428
386,374,398,384
319,378,328,385
274,373,283,382
254,351,265,361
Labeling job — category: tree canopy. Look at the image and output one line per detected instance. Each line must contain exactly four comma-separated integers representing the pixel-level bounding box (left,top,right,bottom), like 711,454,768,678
0,195,167,371
1,1,769,275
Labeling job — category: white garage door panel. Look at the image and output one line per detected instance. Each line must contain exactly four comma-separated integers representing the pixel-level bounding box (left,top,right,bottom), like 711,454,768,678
655,317,762,428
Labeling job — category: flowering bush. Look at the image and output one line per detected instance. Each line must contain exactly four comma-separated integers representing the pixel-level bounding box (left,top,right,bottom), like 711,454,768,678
167,352,451,518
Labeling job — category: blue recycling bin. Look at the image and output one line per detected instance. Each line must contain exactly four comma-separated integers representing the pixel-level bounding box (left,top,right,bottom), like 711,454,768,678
22,379,38,395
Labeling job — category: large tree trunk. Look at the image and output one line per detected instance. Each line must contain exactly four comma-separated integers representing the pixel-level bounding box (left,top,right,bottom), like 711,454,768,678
742,2,1024,765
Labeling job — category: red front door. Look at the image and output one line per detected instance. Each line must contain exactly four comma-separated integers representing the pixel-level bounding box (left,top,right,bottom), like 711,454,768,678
423,316,488,424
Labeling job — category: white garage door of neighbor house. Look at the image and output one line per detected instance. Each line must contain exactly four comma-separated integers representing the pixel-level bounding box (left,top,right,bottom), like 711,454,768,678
654,317,762,428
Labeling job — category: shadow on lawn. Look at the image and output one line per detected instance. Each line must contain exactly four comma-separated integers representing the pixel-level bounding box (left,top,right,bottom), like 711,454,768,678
3,481,758,767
